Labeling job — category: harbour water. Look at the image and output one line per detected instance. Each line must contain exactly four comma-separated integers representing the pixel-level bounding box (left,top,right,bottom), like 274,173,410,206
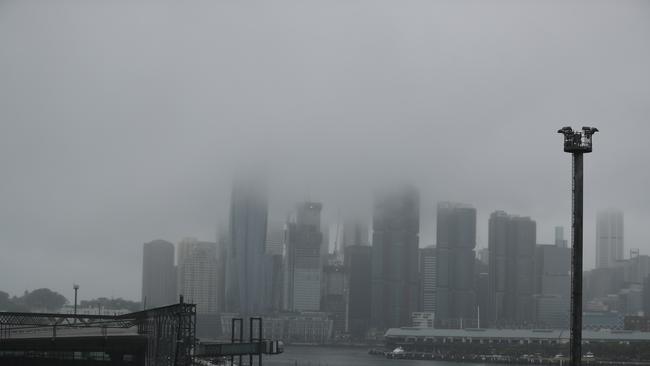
264,346,508,366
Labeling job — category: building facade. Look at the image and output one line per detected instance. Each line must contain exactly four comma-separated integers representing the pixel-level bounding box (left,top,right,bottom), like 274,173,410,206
342,219,369,249
227,178,269,316
534,244,570,328
435,202,477,328
554,226,568,248
285,202,324,312
345,244,372,338
419,246,437,314
371,185,420,330
321,263,346,335
141,240,176,308
177,238,219,315
266,222,285,256
488,211,536,327
596,209,624,269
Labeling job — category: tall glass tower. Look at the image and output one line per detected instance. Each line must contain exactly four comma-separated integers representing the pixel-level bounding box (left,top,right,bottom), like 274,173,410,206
226,177,268,316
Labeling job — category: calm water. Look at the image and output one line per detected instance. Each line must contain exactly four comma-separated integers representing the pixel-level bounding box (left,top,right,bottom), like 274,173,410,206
264,346,509,366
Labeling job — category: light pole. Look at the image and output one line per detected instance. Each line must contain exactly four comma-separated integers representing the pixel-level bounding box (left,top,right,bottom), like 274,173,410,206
73,284,80,315
557,126,598,366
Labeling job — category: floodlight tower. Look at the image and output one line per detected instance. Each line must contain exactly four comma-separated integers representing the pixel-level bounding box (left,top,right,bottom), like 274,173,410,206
558,126,598,366
73,284,80,315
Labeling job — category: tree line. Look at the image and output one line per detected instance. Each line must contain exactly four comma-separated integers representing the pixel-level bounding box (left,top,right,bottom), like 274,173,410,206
0,289,141,313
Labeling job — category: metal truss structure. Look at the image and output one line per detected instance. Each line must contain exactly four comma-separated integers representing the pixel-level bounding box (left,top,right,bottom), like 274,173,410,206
0,301,196,366
134,302,196,366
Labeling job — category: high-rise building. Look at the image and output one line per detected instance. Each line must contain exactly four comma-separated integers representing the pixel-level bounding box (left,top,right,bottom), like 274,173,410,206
435,202,477,327
343,219,369,249
488,211,536,327
419,246,437,314
534,244,570,328
371,185,420,330
177,238,219,315
141,240,176,308
266,222,285,256
555,226,568,248
227,178,268,316
345,244,371,338
266,253,284,313
596,209,624,268
321,263,346,335
216,231,228,313
285,202,324,312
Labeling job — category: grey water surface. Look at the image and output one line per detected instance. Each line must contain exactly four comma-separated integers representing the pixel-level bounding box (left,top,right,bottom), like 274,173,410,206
264,346,509,366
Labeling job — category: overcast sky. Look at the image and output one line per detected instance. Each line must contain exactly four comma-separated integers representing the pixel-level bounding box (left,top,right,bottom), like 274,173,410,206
1,0,649,302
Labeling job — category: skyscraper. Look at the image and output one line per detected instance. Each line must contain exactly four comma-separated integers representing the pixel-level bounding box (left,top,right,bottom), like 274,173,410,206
371,185,420,330
345,244,372,338
534,244,570,328
488,211,536,326
265,221,286,312
343,219,369,248
435,202,477,327
142,240,176,308
266,222,285,256
177,238,219,315
321,263,346,335
227,178,268,316
419,246,437,313
284,202,324,311
596,209,624,268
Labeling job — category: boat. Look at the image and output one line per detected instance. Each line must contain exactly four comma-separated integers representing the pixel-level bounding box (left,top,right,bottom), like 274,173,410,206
386,346,406,358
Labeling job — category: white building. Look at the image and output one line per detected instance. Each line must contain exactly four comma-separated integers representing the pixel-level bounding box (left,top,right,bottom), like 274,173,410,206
177,238,219,314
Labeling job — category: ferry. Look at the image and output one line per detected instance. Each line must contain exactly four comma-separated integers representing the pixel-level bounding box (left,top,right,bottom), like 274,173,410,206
583,351,595,360
387,346,406,358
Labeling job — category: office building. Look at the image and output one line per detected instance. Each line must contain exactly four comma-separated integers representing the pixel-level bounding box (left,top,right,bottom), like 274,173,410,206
345,244,372,338
371,185,420,330
419,246,437,313
285,202,324,312
177,238,219,315
342,219,369,249
141,240,176,308
534,243,570,328
321,263,346,335
411,312,435,328
596,209,624,268
435,202,477,327
227,178,269,315
266,222,285,256
488,211,536,326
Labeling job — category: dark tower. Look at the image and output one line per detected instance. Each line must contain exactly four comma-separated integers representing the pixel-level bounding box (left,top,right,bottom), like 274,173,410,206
557,126,598,366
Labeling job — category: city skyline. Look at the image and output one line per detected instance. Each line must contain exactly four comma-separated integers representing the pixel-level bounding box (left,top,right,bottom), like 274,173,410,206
2,1,650,302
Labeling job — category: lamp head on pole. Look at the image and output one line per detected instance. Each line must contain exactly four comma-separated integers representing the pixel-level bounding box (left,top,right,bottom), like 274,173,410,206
558,126,598,153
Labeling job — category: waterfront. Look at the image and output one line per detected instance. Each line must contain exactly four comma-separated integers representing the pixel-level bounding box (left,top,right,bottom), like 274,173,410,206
264,346,504,366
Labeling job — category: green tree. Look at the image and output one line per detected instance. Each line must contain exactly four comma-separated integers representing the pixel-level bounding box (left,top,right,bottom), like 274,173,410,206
22,288,67,311
80,297,142,312
0,291,11,310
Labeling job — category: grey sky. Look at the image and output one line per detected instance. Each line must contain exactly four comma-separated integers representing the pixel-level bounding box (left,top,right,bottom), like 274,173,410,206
1,0,649,301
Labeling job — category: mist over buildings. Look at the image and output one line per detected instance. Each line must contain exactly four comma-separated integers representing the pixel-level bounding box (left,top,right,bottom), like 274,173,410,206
1,0,649,301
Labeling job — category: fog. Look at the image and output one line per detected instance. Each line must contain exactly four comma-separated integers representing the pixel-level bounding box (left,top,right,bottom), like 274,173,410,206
1,0,649,301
